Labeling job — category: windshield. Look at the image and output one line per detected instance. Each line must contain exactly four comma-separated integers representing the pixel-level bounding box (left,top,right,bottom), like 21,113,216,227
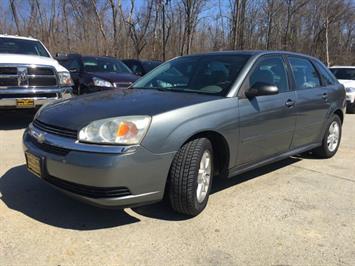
82,57,132,74
132,55,251,96
142,61,161,72
0,37,50,57
330,68,355,80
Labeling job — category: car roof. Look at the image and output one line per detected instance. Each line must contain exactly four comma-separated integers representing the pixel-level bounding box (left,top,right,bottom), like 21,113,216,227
82,55,122,61
0,34,39,41
329,66,355,69
122,59,162,63
182,50,321,61
56,54,122,61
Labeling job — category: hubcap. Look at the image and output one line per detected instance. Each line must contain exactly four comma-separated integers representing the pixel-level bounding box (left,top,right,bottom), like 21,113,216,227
196,150,212,203
327,121,340,152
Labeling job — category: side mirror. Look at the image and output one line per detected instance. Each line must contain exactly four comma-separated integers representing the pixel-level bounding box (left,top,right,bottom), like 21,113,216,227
245,82,279,98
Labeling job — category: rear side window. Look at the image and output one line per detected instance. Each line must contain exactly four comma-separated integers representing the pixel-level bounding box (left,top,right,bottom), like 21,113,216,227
249,56,289,93
288,57,321,90
314,61,337,86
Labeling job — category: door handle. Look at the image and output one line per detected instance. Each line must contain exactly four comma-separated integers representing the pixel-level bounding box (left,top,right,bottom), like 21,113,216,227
322,92,328,101
285,99,295,108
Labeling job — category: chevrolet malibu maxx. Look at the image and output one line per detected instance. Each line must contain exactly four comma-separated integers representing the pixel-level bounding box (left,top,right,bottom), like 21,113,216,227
23,51,345,216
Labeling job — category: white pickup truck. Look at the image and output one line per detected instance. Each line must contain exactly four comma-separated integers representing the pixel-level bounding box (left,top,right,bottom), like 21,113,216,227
0,34,72,109
329,66,355,113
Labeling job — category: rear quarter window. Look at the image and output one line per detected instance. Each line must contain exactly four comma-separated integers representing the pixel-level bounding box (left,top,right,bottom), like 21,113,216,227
314,61,337,86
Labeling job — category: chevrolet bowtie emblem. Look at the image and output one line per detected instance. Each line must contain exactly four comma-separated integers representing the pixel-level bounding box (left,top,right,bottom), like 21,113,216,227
31,129,46,144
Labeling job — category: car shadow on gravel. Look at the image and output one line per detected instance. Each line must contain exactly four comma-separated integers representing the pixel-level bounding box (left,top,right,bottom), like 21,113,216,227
1,158,302,226
133,157,301,220
0,165,140,230
0,110,36,130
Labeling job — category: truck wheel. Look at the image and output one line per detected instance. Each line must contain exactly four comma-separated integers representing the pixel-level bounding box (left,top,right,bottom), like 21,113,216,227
168,138,213,216
313,115,342,158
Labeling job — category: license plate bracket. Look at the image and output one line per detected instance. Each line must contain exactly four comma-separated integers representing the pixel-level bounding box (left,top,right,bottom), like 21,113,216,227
25,152,43,177
16,98,35,108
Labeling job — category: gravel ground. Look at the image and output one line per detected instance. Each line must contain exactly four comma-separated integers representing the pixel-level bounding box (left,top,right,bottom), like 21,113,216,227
0,110,354,266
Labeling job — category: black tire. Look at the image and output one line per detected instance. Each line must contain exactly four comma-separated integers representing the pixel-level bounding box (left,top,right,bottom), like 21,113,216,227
313,115,342,158
168,138,213,216
346,103,355,114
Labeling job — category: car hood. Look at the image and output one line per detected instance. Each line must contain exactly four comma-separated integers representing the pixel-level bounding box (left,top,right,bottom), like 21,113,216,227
87,72,139,83
0,53,68,72
338,79,355,88
36,89,222,131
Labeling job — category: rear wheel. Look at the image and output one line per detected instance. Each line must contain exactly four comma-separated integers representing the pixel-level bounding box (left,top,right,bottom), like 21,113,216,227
313,115,342,158
168,138,213,216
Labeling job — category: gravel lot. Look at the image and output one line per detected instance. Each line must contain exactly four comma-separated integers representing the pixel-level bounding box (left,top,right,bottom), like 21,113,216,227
0,110,354,265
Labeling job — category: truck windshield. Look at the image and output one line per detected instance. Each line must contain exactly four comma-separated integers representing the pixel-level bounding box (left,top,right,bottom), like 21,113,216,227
132,54,251,96
330,68,355,80
0,37,50,57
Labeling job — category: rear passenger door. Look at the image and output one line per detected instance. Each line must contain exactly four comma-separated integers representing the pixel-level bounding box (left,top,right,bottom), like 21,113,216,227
287,56,331,148
237,55,297,165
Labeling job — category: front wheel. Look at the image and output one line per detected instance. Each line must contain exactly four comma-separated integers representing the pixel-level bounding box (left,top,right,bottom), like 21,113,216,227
168,138,213,216
313,115,342,158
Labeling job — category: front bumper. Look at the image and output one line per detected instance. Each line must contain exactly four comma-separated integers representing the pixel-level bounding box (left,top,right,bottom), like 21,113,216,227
23,124,175,208
0,87,72,108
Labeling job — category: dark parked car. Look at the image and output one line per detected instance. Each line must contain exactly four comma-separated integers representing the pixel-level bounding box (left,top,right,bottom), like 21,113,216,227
122,59,162,76
24,51,345,216
56,54,139,95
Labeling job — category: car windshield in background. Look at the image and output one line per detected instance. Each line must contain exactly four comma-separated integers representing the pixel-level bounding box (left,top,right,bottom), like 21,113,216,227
330,68,355,80
82,57,132,74
132,55,250,96
0,38,50,57
142,61,161,72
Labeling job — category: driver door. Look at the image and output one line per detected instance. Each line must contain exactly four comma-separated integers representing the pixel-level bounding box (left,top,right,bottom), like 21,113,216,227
237,55,297,166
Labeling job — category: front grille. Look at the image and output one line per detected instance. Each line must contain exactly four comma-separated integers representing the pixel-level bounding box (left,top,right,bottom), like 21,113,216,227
0,93,57,99
29,77,57,86
0,77,17,86
28,68,55,76
114,82,132,88
33,119,78,139
0,67,17,74
0,66,57,88
44,175,131,199
29,134,70,156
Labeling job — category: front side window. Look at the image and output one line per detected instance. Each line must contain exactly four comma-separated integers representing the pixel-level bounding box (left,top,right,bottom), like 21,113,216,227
82,57,132,74
130,62,144,74
249,56,289,93
288,57,321,90
0,38,50,57
132,55,251,96
330,68,355,80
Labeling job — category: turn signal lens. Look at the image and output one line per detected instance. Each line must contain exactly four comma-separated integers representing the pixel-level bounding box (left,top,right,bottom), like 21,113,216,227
117,122,138,137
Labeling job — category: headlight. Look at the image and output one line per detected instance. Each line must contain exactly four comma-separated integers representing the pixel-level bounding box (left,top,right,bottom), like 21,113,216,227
78,116,151,145
345,87,355,93
58,72,74,86
93,77,113,87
